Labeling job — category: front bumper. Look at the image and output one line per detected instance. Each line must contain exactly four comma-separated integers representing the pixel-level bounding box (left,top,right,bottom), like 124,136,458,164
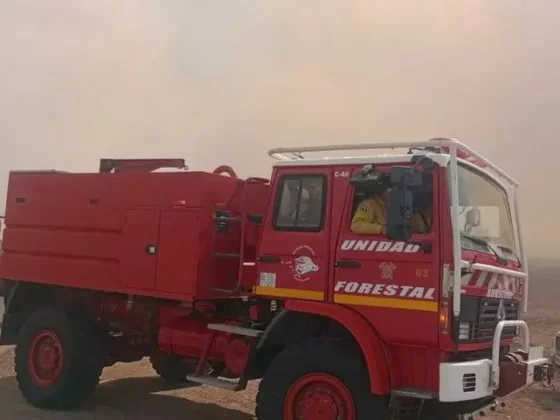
439,320,551,403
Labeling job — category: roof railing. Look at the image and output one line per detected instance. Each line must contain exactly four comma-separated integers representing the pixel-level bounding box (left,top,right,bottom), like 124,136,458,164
268,137,517,187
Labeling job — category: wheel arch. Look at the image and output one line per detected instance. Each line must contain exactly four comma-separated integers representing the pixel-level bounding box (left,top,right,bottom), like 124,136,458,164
0,281,58,345
0,281,89,346
246,300,392,395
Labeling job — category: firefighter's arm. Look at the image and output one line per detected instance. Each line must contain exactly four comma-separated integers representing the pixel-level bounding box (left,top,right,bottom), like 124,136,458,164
350,201,384,235
411,213,423,233
351,218,384,234
411,211,430,234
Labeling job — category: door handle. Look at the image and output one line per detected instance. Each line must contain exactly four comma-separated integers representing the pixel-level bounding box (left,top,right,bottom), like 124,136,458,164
335,260,361,269
258,255,281,263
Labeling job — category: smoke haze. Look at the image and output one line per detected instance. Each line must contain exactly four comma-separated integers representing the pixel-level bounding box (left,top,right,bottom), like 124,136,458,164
0,1,558,257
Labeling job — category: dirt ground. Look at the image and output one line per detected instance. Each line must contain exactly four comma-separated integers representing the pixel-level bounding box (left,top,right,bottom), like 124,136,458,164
0,261,559,419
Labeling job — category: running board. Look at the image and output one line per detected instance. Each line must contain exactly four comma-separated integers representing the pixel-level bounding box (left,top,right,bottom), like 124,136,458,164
186,375,245,391
207,323,264,338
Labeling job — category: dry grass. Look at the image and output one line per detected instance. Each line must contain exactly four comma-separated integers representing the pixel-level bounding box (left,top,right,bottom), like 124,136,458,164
0,259,559,419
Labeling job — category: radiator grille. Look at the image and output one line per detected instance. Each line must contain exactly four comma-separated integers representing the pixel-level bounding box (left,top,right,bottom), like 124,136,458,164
458,297,519,342
476,298,519,340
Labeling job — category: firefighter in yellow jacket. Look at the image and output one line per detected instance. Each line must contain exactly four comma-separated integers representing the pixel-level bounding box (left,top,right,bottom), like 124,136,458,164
350,165,433,235
351,170,433,236
350,169,390,235
351,192,388,234
352,193,432,235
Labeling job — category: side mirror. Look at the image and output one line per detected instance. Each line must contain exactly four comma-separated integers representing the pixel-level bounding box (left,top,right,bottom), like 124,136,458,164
389,166,423,187
385,166,423,242
386,186,413,241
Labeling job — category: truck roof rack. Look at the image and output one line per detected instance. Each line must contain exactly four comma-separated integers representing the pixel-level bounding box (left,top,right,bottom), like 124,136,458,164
268,137,517,187
9,170,68,174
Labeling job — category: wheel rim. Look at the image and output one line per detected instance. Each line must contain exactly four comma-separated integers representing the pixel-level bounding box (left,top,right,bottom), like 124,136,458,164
28,330,64,387
284,373,356,420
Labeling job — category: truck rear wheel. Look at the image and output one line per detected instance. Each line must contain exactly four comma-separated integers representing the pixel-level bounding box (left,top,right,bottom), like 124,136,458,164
255,338,389,420
14,306,104,410
150,351,198,382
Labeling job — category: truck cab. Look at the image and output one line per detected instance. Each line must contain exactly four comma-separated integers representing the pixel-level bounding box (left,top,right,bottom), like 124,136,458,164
253,138,551,416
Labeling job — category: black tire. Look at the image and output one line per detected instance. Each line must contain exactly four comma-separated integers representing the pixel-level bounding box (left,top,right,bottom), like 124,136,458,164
150,351,198,382
256,338,389,420
15,306,104,410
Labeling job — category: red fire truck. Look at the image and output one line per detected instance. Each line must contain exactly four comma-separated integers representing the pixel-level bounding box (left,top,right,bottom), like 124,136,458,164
0,138,554,419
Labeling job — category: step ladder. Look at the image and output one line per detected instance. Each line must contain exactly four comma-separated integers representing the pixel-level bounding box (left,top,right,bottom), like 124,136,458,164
210,210,247,294
186,323,264,391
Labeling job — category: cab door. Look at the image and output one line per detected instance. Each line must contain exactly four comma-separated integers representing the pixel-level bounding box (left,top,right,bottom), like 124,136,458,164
332,165,441,346
256,168,331,302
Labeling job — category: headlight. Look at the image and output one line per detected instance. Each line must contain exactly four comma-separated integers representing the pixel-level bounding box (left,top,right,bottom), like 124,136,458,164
459,322,471,340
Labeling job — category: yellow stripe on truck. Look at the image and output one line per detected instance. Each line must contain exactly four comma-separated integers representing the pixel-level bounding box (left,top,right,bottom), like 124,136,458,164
253,286,437,312
253,286,324,301
334,293,438,312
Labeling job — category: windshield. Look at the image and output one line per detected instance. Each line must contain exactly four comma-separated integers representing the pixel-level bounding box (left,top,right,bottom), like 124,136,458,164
450,164,517,254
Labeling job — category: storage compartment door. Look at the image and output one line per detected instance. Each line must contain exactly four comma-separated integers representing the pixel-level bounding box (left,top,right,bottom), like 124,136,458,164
119,209,160,291
155,209,199,297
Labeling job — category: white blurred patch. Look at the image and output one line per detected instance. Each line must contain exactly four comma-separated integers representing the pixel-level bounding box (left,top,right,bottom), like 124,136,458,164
457,206,501,238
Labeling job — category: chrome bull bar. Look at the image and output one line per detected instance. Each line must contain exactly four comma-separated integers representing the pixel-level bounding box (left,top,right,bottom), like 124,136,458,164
491,320,529,389
491,320,549,390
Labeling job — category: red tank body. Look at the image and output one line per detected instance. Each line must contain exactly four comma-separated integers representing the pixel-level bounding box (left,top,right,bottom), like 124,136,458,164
0,169,269,301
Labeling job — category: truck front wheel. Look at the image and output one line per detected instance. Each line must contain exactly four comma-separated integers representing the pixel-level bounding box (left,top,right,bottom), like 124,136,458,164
255,338,389,420
14,306,104,410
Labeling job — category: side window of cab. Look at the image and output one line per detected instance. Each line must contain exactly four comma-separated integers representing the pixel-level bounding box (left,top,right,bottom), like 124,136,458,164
274,175,326,232
348,168,434,235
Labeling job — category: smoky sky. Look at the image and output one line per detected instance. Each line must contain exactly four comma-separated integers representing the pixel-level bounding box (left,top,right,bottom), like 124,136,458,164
0,0,558,257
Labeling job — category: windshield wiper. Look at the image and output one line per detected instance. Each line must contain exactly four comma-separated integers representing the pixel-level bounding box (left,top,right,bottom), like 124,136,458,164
497,245,522,266
460,232,508,265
